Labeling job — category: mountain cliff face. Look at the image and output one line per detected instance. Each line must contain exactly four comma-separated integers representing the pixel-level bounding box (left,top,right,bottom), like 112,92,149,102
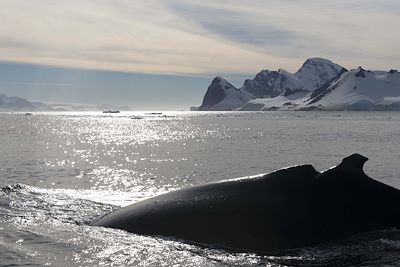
196,58,400,111
241,69,301,98
199,76,251,111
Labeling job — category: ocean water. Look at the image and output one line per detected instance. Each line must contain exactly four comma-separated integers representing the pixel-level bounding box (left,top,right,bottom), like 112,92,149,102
0,111,399,266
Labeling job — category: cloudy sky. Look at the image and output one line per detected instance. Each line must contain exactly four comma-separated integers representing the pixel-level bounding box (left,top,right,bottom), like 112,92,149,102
0,0,399,109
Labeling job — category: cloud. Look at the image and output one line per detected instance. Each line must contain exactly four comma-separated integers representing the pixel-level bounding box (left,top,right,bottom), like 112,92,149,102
0,0,399,75
163,1,296,47
163,0,400,69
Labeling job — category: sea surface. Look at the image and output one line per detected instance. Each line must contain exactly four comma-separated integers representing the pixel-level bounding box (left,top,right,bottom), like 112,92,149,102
0,111,399,266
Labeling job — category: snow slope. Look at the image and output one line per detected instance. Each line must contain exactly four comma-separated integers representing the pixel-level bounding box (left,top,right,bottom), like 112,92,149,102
306,68,400,110
240,90,310,111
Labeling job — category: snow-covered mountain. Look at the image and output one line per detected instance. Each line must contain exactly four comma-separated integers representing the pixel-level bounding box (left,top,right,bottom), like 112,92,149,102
240,68,400,111
195,58,400,111
197,58,344,111
304,68,400,110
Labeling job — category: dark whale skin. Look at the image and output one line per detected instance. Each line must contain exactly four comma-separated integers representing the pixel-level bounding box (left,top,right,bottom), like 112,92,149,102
92,154,400,253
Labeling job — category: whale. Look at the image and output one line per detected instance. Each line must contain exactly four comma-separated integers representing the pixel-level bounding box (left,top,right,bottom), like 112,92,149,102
92,154,400,253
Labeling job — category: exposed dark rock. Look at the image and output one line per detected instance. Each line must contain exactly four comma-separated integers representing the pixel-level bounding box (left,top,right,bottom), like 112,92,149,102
282,88,308,97
355,67,366,78
308,68,348,104
242,70,290,98
299,105,324,111
199,76,237,110
283,102,295,106
264,106,279,111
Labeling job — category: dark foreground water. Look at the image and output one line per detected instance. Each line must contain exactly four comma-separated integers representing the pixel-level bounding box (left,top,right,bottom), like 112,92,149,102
0,111,399,266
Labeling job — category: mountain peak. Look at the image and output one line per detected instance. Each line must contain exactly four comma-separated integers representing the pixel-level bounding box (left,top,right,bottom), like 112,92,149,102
355,68,366,78
295,57,344,90
211,76,229,84
254,69,270,78
299,57,343,71
278,68,292,76
304,57,336,64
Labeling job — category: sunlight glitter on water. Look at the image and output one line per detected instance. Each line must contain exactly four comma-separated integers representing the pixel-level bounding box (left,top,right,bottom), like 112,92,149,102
17,112,220,193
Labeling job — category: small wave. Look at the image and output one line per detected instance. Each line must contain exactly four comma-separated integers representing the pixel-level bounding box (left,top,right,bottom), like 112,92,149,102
0,183,176,225
0,183,116,225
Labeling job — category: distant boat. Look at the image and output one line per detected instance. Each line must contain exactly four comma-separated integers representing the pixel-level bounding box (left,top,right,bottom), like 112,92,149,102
25,113,33,116
130,115,144,120
102,110,120,114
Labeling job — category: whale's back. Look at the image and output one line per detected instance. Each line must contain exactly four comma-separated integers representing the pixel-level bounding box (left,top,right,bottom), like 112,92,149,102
92,154,400,252
93,164,319,251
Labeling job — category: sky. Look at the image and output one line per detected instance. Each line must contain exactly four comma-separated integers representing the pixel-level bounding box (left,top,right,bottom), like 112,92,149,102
0,0,399,109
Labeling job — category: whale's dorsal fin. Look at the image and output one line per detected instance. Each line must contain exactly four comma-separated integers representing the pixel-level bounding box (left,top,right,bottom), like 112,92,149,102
338,153,368,171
